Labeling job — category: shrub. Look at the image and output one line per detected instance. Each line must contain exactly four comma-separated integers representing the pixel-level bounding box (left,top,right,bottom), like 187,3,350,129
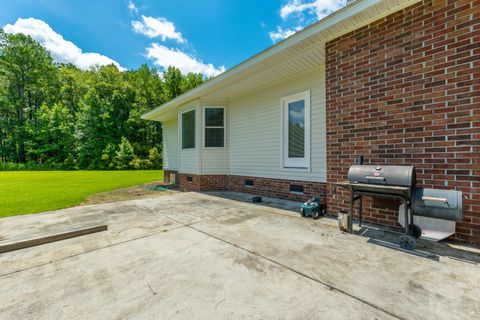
114,137,135,170
129,157,152,170
148,147,162,169
101,143,117,169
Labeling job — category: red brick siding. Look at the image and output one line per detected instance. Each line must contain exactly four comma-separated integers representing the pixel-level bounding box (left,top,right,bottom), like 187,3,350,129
178,173,201,192
175,173,327,203
200,175,230,191
229,175,327,202
326,0,480,244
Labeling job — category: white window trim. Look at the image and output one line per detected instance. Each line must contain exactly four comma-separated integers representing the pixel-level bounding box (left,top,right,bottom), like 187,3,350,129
203,106,226,149
280,90,311,170
180,108,196,150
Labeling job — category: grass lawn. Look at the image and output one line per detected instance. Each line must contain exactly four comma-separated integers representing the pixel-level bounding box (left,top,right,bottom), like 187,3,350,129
0,170,163,217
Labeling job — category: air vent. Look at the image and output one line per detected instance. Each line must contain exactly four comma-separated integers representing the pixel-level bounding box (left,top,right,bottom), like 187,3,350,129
245,179,254,187
290,184,304,194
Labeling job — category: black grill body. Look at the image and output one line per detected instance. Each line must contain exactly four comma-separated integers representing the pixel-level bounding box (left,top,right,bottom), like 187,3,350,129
337,163,464,250
348,165,416,187
347,165,416,198
337,164,418,249
412,188,463,221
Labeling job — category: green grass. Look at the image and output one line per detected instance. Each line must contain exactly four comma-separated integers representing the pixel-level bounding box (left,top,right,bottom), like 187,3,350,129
0,170,163,217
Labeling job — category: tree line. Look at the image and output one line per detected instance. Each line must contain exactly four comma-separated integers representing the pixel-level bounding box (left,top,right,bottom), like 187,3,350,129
0,29,204,170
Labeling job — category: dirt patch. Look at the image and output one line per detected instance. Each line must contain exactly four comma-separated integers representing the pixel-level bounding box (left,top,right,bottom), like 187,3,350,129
81,182,176,206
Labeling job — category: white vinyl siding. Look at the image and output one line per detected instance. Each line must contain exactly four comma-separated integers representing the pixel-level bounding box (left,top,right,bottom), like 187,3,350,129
162,119,178,171
228,66,326,182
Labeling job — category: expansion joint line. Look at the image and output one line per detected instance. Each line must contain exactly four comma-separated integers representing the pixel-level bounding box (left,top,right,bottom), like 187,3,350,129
185,223,407,320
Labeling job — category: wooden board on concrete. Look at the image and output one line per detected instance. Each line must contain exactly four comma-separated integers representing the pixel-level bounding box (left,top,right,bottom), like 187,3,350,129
0,225,108,254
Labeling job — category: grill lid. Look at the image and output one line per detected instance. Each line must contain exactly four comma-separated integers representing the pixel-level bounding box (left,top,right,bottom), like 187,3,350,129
347,165,416,187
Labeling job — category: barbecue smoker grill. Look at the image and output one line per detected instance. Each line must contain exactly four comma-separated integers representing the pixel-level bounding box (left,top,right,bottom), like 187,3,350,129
336,164,463,250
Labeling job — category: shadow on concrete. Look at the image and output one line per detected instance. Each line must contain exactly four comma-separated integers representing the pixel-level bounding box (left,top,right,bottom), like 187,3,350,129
204,191,480,264
354,225,480,264
202,191,302,213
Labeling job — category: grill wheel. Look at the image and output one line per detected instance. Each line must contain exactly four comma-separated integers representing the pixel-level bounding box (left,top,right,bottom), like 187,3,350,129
399,235,416,250
408,224,422,238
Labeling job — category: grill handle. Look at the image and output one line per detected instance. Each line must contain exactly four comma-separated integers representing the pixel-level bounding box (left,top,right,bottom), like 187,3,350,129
421,196,449,206
365,176,386,182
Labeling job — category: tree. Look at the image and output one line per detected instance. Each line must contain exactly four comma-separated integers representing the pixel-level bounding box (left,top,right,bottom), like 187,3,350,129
148,147,162,169
162,66,183,101
28,103,75,166
114,137,135,170
0,29,205,170
0,30,57,163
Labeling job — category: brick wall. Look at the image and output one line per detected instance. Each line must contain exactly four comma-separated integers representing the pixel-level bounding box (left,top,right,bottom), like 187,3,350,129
201,175,230,191
174,173,327,203
177,173,229,192
229,175,327,202
178,173,201,192
326,0,480,244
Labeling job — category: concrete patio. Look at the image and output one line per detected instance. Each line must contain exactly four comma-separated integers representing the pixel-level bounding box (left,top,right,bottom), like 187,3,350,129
0,192,478,320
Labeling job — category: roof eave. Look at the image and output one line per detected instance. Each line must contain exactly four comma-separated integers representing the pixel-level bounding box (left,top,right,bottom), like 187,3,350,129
142,0,405,121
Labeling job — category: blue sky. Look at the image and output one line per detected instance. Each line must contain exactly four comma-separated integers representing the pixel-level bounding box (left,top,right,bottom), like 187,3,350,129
0,0,346,76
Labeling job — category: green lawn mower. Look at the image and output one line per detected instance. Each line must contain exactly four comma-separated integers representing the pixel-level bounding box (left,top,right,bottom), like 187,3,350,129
300,197,325,219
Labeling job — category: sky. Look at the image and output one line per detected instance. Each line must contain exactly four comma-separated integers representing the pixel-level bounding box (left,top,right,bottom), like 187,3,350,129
0,0,347,77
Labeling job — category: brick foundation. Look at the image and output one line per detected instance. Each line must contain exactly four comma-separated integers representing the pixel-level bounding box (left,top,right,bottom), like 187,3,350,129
173,173,327,203
228,175,327,203
177,173,229,192
326,0,480,244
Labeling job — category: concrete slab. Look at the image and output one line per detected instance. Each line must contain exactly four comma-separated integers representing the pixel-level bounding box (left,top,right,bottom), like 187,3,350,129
0,192,478,320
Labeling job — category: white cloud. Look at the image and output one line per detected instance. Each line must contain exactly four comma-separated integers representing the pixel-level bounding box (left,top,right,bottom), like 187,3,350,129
127,1,139,13
3,18,125,71
132,15,185,43
280,0,346,20
270,1,346,43
145,43,225,77
269,26,303,43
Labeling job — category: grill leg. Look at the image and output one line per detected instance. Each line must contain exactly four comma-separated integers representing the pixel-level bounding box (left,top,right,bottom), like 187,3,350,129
403,200,409,235
409,202,414,228
349,193,354,233
359,197,363,227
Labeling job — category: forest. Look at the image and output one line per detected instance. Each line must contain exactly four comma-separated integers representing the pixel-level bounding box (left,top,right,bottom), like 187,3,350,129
0,29,205,170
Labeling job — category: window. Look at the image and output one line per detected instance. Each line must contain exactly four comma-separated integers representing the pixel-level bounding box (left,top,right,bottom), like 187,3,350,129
281,91,310,169
182,109,195,149
204,107,225,147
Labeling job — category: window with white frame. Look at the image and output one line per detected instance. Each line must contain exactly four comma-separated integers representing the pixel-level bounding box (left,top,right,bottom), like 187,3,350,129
204,107,225,147
281,91,310,169
181,109,195,149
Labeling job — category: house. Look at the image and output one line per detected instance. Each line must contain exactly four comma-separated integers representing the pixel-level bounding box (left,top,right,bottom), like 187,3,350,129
143,0,479,245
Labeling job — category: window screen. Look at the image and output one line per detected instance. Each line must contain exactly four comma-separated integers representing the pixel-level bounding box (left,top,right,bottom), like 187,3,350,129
288,100,305,158
205,108,224,147
282,90,310,169
182,110,195,149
